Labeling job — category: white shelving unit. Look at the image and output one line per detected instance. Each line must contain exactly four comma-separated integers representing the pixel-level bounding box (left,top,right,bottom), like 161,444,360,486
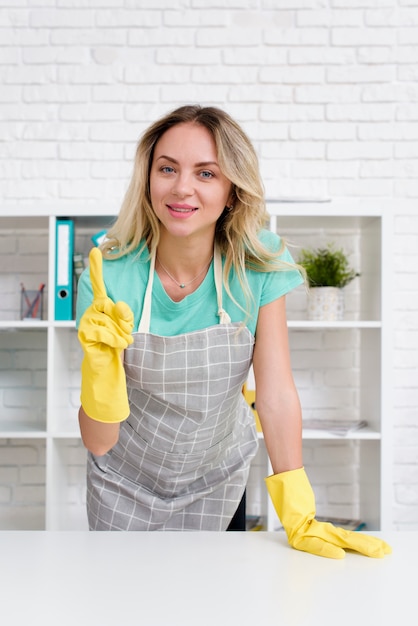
0,209,117,530
0,200,392,531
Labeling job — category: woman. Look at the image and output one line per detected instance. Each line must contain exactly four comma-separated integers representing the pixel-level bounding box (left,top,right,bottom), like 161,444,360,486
77,105,390,558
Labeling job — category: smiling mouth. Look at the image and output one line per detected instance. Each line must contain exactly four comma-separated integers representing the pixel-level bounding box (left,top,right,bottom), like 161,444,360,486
167,204,198,213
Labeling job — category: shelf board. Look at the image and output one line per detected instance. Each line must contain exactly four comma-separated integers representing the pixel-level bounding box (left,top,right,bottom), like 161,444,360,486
0,320,77,330
266,198,385,219
257,427,381,441
287,320,381,329
0,202,118,217
0,320,49,330
0,427,82,440
0,422,47,438
302,427,381,440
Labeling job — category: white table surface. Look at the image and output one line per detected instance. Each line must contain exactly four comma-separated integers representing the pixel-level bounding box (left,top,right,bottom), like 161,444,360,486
0,531,413,626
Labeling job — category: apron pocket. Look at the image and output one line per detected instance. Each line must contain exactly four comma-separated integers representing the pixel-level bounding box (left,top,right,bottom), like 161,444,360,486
108,420,237,497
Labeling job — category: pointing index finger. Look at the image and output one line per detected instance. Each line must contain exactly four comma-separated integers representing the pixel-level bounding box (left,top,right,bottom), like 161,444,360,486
89,247,107,300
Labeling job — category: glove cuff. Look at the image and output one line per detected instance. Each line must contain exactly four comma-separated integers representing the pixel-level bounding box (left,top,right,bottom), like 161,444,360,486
265,467,316,542
80,358,130,423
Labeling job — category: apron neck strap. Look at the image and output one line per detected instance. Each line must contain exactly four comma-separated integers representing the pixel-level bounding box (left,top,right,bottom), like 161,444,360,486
214,242,232,325
137,250,155,334
138,243,231,334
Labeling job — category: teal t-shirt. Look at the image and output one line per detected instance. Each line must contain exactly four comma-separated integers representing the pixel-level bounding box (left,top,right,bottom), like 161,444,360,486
76,229,304,337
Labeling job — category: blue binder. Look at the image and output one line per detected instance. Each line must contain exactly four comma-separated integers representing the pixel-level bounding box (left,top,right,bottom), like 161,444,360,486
55,219,74,320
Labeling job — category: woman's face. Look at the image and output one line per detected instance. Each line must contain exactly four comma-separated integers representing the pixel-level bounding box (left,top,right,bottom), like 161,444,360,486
149,122,233,242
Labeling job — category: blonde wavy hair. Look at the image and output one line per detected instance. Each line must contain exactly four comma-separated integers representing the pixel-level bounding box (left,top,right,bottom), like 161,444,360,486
102,104,303,313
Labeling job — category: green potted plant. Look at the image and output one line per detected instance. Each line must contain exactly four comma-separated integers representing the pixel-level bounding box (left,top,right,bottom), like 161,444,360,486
298,243,359,320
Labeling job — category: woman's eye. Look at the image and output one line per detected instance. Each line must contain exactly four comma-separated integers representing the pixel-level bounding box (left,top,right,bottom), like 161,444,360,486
200,170,214,179
161,166,175,174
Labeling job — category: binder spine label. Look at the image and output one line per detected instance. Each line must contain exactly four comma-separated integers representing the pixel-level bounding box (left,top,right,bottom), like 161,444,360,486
55,219,74,321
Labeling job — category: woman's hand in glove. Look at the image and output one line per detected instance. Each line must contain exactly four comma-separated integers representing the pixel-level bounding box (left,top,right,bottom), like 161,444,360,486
266,467,392,559
78,247,134,423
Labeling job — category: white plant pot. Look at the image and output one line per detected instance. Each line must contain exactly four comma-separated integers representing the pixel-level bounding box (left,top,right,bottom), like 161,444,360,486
307,287,344,321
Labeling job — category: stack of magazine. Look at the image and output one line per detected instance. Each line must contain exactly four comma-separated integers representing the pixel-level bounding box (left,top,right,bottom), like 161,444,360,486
316,516,367,531
302,419,368,436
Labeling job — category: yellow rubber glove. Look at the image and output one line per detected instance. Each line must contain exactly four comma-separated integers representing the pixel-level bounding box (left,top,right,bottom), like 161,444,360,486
265,467,392,559
78,247,134,423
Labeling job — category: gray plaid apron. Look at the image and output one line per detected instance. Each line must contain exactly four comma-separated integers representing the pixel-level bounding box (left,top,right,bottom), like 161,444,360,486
86,245,258,530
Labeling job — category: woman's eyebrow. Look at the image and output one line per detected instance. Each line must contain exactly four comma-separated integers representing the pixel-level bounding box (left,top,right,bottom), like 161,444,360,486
155,155,219,168
155,155,178,163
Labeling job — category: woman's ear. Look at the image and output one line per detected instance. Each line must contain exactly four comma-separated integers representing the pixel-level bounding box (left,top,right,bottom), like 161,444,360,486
227,187,236,209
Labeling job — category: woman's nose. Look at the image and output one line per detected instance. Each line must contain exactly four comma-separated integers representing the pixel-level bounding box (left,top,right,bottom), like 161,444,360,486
172,172,194,197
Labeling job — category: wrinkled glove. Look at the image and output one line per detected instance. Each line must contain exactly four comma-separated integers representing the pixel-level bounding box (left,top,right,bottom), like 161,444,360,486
78,247,134,423
265,467,392,559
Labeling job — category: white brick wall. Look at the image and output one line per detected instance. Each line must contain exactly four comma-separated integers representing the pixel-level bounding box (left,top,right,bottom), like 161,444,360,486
0,0,417,529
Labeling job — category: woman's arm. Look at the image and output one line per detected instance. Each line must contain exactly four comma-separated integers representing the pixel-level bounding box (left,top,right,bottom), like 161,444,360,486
254,296,392,559
252,295,303,475
77,248,134,457
78,406,120,456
